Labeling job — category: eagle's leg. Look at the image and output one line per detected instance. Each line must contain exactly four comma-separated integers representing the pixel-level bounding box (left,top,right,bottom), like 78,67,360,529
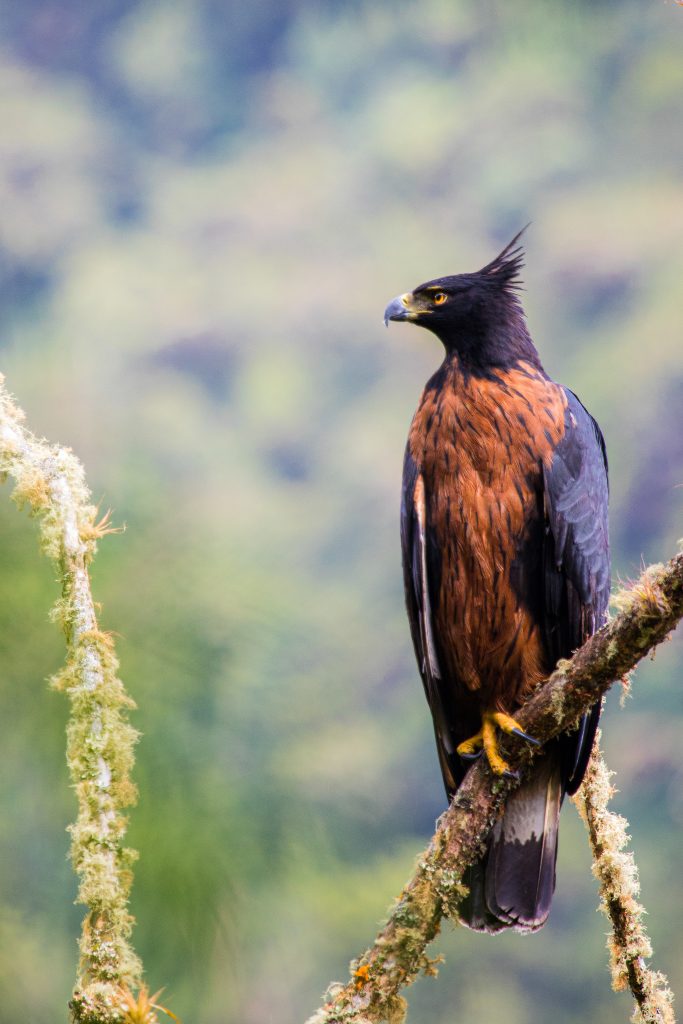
457,710,540,776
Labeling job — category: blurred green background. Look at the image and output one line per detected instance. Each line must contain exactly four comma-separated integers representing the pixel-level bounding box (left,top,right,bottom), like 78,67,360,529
0,1,682,1022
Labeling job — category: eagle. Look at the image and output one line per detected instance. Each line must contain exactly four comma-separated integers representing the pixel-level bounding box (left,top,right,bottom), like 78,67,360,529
384,231,610,932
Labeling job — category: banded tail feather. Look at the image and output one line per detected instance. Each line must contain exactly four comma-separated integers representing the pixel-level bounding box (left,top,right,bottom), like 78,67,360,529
459,753,562,933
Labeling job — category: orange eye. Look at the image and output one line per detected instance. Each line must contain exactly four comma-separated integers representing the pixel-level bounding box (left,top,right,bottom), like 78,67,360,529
433,292,447,305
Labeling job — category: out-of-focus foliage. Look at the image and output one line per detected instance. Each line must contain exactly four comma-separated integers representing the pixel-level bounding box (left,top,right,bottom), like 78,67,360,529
0,2,681,1022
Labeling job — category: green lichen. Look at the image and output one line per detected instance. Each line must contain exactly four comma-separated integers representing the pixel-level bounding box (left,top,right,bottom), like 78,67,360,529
610,565,668,619
574,739,674,1024
547,659,572,719
434,868,469,919
0,376,143,1021
70,985,125,1024
605,638,619,661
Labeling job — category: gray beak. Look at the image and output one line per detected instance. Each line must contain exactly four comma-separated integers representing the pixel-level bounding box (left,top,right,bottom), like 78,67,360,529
383,294,411,327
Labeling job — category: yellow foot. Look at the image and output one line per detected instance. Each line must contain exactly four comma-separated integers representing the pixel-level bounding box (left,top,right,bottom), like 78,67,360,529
456,710,539,776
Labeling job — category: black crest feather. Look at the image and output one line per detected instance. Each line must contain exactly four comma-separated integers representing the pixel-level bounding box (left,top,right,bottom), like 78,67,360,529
478,225,529,291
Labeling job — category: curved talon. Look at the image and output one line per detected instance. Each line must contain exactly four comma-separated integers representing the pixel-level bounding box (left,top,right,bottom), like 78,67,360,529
459,749,483,762
510,727,540,746
456,727,484,761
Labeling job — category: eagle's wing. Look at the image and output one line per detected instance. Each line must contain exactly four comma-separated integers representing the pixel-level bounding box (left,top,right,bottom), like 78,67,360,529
542,388,610,793
401,447,464,796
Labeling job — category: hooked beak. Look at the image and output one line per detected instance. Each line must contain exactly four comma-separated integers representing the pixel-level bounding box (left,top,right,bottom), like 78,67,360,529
383,293,414,327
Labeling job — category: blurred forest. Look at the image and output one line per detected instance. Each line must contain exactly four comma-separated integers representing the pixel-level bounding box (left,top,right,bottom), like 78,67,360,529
0,1,682,1022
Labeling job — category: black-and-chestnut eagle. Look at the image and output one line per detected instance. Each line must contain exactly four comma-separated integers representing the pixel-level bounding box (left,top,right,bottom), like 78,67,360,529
384,231,610,931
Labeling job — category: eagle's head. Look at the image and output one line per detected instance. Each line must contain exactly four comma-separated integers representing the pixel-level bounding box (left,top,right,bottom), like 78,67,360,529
384,228,541,373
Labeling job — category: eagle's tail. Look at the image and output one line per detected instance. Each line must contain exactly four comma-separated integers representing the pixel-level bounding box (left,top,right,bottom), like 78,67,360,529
458,753,562,933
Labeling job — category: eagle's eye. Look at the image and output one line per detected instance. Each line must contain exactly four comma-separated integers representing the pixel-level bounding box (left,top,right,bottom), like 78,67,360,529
433,292,448,305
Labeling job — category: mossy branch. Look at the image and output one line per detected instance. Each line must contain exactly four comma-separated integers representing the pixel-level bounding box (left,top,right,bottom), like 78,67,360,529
573,738,675,1024
307,552,683,1024
0,375,144,1023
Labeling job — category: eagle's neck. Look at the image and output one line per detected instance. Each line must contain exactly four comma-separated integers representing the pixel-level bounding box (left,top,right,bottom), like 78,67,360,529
435,296,544,378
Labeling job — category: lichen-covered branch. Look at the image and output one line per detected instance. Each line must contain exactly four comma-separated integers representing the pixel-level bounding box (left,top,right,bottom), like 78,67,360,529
0,375,142,1023
307,552,683,1024
573,738,675,1024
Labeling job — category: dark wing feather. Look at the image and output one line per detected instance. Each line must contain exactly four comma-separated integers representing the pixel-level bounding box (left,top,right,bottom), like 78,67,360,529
542,389,610,793
401,447,463,795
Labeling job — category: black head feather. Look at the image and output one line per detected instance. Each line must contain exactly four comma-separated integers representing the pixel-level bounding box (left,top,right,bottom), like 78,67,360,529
477,224,529,291
386,226,543,376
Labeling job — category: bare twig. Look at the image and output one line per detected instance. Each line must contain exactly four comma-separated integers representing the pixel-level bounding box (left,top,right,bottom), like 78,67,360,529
307,553,683,1024
0,375,143,1023
574,738,675,1024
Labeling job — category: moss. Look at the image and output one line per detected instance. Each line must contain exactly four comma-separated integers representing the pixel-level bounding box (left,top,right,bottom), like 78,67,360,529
434,868,469,918
606,638,619,661
0,378,144,1021
382,994,408,1024
80,508,124,544
574,740,674,1024
11,463,52,512
611,566,669,620
70,984,125,1024
547,661,572,724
